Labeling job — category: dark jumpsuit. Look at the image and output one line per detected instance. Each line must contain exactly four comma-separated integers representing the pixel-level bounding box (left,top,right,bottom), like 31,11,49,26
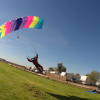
27,54,43,73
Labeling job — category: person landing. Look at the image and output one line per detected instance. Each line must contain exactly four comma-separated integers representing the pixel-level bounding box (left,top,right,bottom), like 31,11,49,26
27,54,43,73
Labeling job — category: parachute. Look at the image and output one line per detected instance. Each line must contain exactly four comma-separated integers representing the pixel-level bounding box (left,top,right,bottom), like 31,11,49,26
0,16,44,38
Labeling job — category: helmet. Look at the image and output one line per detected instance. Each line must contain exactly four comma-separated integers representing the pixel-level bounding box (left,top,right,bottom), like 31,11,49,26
31,57,36,60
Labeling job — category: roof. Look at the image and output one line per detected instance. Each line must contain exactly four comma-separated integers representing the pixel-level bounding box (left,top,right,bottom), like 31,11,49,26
80,76,88,81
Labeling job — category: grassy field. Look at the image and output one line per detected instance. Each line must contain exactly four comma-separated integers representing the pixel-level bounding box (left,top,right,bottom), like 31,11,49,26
0,62,100,100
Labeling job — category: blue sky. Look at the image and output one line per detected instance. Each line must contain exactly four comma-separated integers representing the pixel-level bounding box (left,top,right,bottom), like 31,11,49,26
0,0,100,76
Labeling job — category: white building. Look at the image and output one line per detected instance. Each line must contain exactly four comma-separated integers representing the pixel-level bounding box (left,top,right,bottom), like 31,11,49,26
80,76,89,84
50,71,60,75
61,72,67,76
60,72,74,80
96,79,100,86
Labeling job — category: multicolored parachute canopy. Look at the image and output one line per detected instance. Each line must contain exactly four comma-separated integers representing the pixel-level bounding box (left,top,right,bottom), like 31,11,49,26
0,16,44,38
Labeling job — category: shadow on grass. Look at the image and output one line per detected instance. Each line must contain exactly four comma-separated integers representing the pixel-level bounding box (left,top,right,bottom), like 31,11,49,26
46,92,90,100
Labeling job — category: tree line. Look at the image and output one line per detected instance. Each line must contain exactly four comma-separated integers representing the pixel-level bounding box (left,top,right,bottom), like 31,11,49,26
49,63,80,79
86,71,100,85
49,63,66,73
49,63,100,85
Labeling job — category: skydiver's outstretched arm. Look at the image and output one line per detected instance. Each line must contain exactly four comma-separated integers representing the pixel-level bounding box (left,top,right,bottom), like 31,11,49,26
27,58,32,62
36,54,38,59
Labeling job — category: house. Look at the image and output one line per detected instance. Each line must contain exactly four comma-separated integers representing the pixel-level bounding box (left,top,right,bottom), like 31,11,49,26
80,76,89,84
61,72,67,76
50,71,60,75
96,79,100,86
60,72,74,81
66,73,74,81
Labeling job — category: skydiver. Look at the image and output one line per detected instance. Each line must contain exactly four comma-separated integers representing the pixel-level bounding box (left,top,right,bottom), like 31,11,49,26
27,54,43,73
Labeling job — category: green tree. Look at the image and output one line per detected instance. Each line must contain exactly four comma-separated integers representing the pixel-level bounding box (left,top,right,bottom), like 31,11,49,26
86,71,100,85
54,67,57,71
74,73,80,80
61,66,66,72
49,67,54,71
57,63,66,73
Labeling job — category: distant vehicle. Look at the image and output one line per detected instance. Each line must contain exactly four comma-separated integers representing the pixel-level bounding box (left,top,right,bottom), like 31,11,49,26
32,69,35,72
60,72,74,81
71,78,77,83
43,69,50,75
2,59,6,62
0,58,6,62
96,79,100,86
29,69,33,71
61,72,67,76
67,73,74,81
50,71,60,75
35,69,39,73
30,67,38,72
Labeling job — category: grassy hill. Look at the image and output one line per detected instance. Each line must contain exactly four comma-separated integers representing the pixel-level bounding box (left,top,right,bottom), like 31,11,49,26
0,61,100,100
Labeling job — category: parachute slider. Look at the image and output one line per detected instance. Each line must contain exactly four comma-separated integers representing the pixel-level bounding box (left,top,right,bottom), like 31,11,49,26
17,36,19,38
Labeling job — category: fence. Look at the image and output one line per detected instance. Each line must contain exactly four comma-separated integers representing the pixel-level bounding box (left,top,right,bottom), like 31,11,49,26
46,72,67,81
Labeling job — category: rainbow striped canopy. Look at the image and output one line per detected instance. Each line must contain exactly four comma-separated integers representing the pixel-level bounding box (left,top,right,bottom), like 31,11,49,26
0,16,44,38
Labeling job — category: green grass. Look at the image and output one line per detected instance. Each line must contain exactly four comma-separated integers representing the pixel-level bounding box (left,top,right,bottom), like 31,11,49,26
0,62,100,100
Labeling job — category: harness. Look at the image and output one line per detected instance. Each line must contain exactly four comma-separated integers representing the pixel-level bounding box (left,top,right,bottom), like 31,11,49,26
36,63,39,66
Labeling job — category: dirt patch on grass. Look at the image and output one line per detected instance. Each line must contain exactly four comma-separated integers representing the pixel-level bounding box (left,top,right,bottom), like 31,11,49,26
29,89,33,92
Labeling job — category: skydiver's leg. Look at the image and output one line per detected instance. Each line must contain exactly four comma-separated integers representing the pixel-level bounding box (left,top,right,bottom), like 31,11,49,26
38,64,43,71
36,66,41,73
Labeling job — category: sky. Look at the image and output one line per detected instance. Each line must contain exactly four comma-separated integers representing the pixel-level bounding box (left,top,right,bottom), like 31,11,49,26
0,0,100,76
